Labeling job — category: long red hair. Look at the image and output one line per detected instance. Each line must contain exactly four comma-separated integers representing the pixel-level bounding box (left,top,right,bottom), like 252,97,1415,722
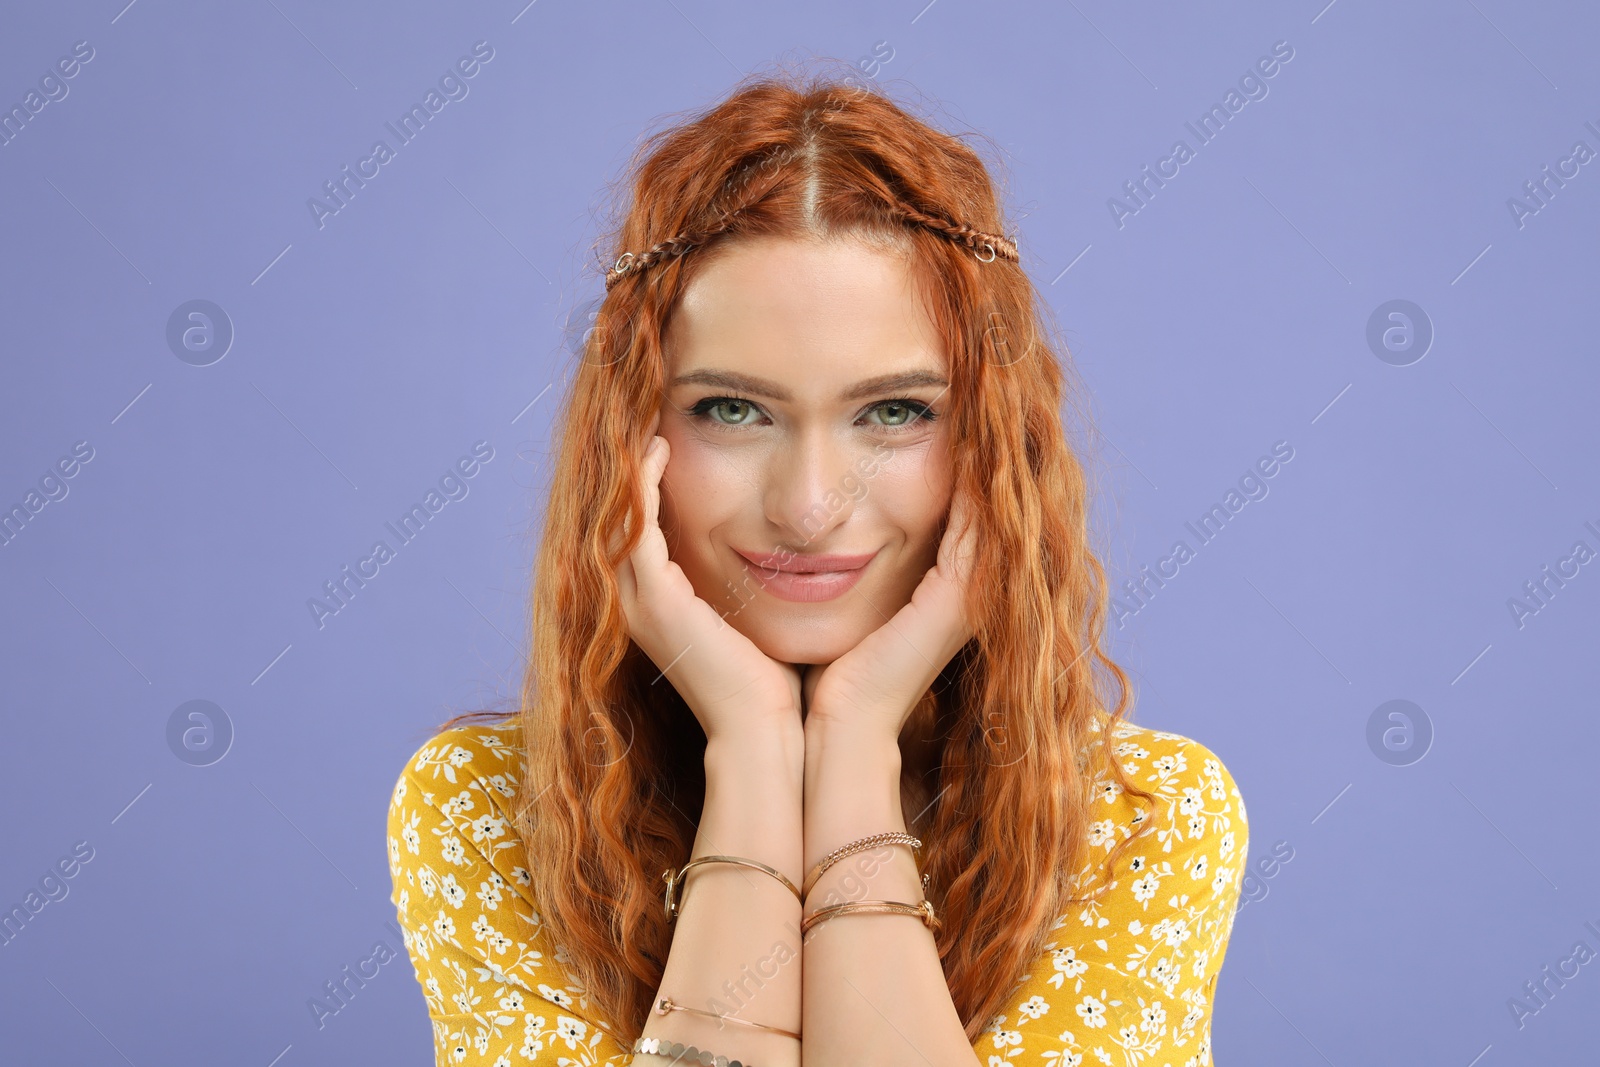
438,61,1155,1046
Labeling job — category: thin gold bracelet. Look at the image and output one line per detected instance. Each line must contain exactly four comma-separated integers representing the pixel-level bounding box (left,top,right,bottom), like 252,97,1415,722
653,995,801,1040
662,855,802,920
800,832,921,900
799,897,941,937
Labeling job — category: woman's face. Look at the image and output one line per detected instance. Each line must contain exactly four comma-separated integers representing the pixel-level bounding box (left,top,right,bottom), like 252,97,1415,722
657,234,955,667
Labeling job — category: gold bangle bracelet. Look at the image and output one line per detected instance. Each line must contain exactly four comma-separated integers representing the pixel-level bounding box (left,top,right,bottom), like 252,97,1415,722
800,832,921,900
799,897,941,937
662,855,802,920
653,995,801,1040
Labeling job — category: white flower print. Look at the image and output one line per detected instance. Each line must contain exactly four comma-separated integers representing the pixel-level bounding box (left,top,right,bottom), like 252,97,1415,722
1131,872,1159,904
1178,786,1203,817
554,1015,586,1047
990,1028,1023,1049
401,811,421,855
441,790,474,817
470,813,507,845
538,983,573,1008
440,835,466,866
387,713,1246,1066
1019,995,1049,1021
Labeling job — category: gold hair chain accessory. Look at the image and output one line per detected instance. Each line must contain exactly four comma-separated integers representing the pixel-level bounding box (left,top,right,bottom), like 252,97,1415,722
662,854,802,921
651,995,801,1040
605,212,1018,290
801,831,921,901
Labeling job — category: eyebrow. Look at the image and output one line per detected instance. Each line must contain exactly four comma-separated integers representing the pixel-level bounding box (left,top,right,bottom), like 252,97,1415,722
667,368,949,403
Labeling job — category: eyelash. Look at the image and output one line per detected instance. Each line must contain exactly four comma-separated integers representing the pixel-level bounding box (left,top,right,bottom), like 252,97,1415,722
685,395,940,436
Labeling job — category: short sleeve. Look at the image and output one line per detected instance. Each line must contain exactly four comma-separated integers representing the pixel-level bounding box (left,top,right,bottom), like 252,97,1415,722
975,732,1248,1066
386,726,634,1065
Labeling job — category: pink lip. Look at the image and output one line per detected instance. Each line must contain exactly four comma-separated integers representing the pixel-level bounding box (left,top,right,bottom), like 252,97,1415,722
734,549,878,573
733,548,878,603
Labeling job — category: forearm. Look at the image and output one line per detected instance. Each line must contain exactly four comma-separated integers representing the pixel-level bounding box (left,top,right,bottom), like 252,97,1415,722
639,728,805,1067
800,723,979,1067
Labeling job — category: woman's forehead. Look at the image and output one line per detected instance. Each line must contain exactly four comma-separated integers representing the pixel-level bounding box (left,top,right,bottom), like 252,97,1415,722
664,237,944,382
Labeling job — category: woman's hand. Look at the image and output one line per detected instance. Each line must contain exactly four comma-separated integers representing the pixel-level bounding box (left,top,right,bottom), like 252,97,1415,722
612,420,806,747
800,486,979,742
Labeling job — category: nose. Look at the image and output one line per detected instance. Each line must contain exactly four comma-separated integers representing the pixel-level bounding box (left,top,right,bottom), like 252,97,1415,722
762,426,858,548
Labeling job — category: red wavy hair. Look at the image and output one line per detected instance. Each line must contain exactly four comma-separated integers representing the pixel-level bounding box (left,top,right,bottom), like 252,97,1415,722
438,60,1156,1046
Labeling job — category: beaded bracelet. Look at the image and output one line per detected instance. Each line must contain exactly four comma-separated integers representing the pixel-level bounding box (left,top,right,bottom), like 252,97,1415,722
632,1034,761,1066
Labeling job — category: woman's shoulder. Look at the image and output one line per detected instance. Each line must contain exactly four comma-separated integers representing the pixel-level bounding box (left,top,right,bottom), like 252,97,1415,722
1082,709,1249,859
386,715,530,863
392,714,527,795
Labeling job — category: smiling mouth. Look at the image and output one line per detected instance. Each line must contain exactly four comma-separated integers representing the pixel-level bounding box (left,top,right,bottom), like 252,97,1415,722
733,549,878,574
732,548,879,603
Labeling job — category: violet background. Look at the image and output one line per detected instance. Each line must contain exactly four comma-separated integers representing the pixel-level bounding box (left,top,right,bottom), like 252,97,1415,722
1,0,1596,1063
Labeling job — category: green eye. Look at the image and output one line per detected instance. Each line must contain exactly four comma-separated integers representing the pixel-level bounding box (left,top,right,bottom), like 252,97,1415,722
685,396,938,435
870,398,938,434
698,398,760,425
871,401,925,427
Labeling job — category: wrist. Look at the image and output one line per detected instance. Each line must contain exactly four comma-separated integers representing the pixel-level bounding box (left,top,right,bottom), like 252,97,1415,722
704,723,806,781
803,715,902,766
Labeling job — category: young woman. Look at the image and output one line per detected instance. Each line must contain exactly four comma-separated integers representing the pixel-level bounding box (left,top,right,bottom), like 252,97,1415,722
387,68,1247,1067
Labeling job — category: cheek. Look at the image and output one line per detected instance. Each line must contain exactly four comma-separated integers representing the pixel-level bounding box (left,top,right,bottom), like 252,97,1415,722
657,432,748,540
866,444,953,540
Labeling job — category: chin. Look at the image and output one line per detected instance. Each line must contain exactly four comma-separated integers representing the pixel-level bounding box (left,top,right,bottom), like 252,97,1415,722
734,615,860,668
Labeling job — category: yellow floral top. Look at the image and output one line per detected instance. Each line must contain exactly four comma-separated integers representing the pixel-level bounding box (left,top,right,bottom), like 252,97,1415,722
386,711,1247,1066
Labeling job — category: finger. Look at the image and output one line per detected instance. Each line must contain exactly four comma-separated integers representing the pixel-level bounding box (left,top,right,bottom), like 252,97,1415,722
627,437,672,597
607,432,664,559
938,486,978,578
616,550,639,624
